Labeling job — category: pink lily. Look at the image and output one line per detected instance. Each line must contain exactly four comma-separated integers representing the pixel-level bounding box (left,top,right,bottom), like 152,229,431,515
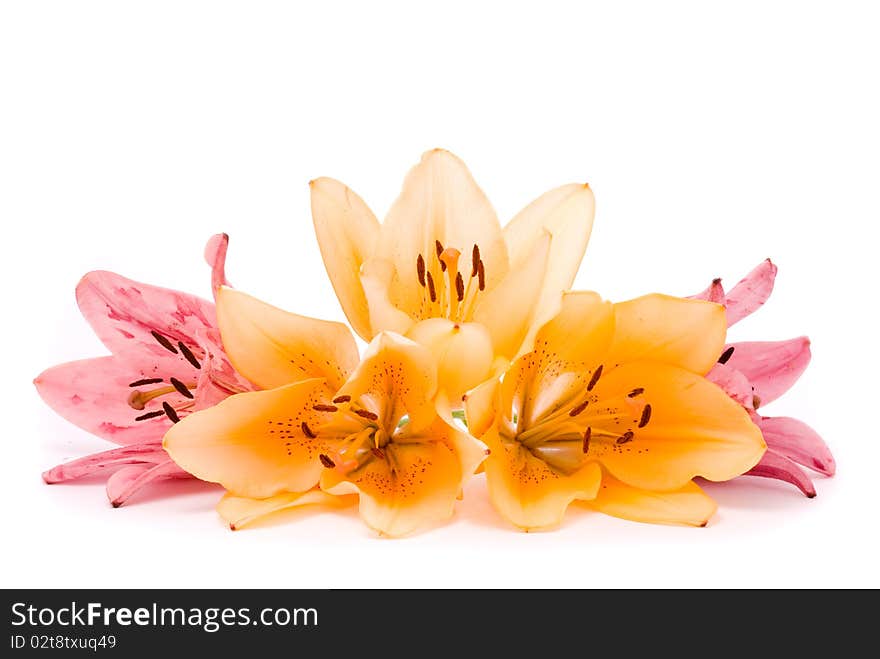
692,259,835,497
35,234,254,506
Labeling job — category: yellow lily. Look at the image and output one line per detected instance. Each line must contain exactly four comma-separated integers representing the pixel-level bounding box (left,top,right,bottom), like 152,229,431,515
464,292,766,530
164,287,486,537
310,148,595,398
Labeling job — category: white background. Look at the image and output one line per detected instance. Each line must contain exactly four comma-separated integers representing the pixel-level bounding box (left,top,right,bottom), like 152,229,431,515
2,1,878,588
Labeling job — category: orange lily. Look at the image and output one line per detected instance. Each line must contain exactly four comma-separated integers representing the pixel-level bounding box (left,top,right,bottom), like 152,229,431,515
311,149,595,398
464,292,766,530
163,287,486,536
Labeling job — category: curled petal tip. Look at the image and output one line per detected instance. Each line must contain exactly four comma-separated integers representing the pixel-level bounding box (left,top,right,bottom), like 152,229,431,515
699,520,708,528
111,500,122,508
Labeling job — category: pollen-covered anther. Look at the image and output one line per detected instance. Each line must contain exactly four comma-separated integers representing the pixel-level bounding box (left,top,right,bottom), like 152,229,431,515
354,408,379,421
426,271,437,302
416,254,426,287
301,421,317,438
587,365,603,392
162,401,180,424
627,387,645,398
582,427,592,454
455,272,465,302
178,342,202,369
477,260,485,291
150,330,178,354
332,395,351,404
169,377,194,399
471,244,481,277
135,409,165,422
435,239,444,258
638,404,652,428
718,346,735,365
616,430,634,445
371,447,386,460
312,404,338,412
319,454,336,468
569,400,589,417
128,377,163,387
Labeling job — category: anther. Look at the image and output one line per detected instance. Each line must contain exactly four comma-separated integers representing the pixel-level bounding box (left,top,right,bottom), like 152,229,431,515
639,404,652,428
129,377,163,387
355,409,379,421
569,400,589,417
151,331,178,354
435,240,444,258
135,410,166,422
587,365,603,391
301,421,317,438
332,395,351,404
169,377,194,399
371,447,386,460
471,245,480,277
627,387,645,398
417,254,426,287
582,427,592,454
426,272,437,302
455,272,464,302
162,402,180,423
616,430,634,444
178,341,202,369
477,260,485,291
319,454,336,468
312,404,338,412
718,346,735,365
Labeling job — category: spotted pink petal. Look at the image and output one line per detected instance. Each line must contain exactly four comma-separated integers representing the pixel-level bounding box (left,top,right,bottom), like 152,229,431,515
76,270,217,358
758,415,835,476
691,278,726,304
204,233,231,294
34,352,198,445
705,362,756,411
722,337,811,406
746,450,816,498
42,442,169,484
723,259,777,326
106,460,191,507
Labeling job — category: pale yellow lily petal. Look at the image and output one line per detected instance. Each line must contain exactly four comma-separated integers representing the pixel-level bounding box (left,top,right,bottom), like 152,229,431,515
320,416,482,537
163,379,333,499
334,332,437,432
406,318,494,401
586,362,766,491
473,231,551,360
218,489,357,530
310,177,380,340
463,376,502,438
216,287,359,390
360,258,417,336
606,294,727,375
504,183,596,345
584,474,717,527
481,425,602,531
374,149,509,320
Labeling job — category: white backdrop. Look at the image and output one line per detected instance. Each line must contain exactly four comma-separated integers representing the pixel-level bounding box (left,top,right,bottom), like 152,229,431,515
2,0,877,588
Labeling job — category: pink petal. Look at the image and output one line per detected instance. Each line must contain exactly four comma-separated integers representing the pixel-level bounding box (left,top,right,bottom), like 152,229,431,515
724,259,777,326
758,415,835,476
191,328,255,410
106,460,191,507
34,352,199,445
690,278,726,304
42,442,168,483
204,233,231,294
723,337,811,406
705,362,756,410
746,450,816,498
76,270,217,357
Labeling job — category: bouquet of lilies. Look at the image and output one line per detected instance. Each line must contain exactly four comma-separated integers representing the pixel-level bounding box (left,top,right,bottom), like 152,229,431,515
35,150,834,536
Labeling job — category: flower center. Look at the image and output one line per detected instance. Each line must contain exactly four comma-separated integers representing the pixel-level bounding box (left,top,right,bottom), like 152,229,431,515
503,365,653,475
414,241,486,322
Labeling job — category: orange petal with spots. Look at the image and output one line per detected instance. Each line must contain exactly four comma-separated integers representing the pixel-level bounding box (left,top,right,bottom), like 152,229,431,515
163,379,333,498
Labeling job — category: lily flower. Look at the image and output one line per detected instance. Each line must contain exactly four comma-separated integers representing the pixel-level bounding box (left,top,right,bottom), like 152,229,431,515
692,260,836,497
35,234,254,506
310,148,596,398
163,287,487,537
464,292,765,530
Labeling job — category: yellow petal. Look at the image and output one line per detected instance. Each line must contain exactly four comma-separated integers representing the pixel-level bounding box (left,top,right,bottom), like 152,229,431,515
607,294,727,375
406,318,495,401
585,473,717,527
473,231,551,359
217,489,357,530
310,177,380,340
321,417,481,537
374,149,509,318
463,376,502,438
503,183,596,346
360,258,417,335
481,425,602,531
163,379,333,498
216,287,359,390
334,332,437,432
587,362,766,491
504,291,614,428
